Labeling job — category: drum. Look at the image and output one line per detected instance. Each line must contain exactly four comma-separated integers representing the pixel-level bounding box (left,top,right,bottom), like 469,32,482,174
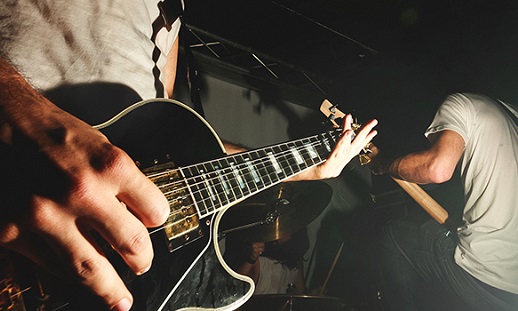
237,294,351,311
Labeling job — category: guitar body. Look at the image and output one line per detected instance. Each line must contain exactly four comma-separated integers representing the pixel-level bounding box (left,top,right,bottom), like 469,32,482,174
4,98,343,311
3,99,252,311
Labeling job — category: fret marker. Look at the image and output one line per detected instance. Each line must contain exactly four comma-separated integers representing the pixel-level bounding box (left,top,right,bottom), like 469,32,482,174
245,157,261,183
323,138,332,152
290,147,304,165
215,165,231,195
200,170,217,202
231,162,246,189
305,144,318,159
268,152,282,174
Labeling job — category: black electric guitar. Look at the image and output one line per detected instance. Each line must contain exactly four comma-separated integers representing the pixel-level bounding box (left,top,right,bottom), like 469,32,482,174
1,98,346,311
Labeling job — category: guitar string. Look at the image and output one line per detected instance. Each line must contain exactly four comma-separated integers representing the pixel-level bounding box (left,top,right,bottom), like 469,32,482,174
189,141,328,213
161,138,326,210
159,134,334,201
151,129,339,184
160,133,337,204
153,140,329,235
145,129,336,179
151,134,339,233
149,135,327,184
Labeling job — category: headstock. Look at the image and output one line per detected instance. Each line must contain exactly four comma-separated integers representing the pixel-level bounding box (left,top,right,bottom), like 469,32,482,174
319,99,373,165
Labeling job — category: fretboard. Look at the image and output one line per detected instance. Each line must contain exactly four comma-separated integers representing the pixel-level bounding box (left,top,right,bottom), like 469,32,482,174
180,128,342,218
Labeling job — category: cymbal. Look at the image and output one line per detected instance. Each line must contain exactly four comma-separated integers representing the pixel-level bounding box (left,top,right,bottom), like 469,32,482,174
220,180,332,243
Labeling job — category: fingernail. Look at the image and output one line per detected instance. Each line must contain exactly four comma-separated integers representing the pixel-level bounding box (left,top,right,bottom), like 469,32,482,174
136,264,152,276
112,297,132,311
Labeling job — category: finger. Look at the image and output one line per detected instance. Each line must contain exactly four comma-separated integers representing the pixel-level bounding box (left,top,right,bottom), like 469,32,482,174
35,207,133,310
115,157,169,228
0,222,63,274
342,114,353,132
353,119,378,145
86,194,154,276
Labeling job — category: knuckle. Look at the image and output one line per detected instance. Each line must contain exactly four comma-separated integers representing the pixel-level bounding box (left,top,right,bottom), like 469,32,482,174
119,229,151,257
0,223,20,245
28,199,59,229
88,142,126,173
71,256,104,282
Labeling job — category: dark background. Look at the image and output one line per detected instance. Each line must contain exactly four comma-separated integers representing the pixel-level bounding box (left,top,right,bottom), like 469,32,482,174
179,3,516,308
182,0,518,155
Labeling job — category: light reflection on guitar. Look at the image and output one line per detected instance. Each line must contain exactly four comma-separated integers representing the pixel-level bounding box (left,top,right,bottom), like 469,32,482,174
1,98,347,311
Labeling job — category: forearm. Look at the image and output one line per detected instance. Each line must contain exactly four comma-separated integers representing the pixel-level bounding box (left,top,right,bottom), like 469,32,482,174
0,57,43,111
389,151,443,184
389,131,464,184
0,58,60,145
294,263,305,294
286,168,320,181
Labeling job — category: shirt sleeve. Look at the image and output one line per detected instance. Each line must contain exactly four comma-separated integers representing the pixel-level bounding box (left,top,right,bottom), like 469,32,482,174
425,93,471,145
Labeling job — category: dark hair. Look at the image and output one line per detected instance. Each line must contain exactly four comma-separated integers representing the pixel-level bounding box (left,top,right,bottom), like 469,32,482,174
263,228,309,270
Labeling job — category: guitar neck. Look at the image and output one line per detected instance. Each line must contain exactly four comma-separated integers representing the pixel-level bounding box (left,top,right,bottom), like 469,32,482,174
181,129,341,218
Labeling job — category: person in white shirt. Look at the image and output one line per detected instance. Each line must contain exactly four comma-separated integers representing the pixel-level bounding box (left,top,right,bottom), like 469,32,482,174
0,1,378,310
375,93,518,310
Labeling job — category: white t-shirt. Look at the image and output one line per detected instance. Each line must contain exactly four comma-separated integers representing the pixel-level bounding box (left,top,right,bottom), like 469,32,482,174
425,93,518,294
0,0,180,100
255,257,300,295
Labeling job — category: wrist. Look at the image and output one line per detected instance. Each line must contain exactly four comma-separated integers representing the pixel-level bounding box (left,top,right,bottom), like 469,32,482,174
389,158,403,179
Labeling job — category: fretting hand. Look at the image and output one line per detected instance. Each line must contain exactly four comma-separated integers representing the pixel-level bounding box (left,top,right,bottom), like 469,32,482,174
290,114,378,181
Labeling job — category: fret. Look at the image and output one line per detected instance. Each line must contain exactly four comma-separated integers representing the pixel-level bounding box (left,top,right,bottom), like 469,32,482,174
235,155,259,193
194,186,210,215
305,138,319,160
188,164,218,215
181,165,203,215
267,151,283,175
199,182,216,214
199,168,217,202
313,135,329,160
251,149,275,187
295,140,311,169
213,163,231,196
272,145,290,179
295,140,315,169
283,142,301,175
230,160,249,196
219,158,244,201
175,129,341,220
205,163,229,207
243,155,261,185
289,145,304,165
322,132,333,153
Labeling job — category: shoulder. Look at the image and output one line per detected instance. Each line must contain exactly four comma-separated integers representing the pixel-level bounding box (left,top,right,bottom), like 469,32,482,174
442,93,501,114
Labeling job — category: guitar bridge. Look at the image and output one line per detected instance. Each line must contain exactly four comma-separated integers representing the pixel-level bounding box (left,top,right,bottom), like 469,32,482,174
144,163,205,252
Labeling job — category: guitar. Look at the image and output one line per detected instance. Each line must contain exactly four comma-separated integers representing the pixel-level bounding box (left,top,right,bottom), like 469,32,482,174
319,100,450,226
1,98,346,311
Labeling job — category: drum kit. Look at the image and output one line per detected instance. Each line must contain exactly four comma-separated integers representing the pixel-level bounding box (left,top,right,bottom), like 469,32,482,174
220,180,332,243
219,180,353,311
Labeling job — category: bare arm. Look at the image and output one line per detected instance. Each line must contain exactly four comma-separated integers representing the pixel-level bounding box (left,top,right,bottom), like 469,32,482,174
222,114,377,181
0,58,169,311
389,130,465,184
235,242,264,285
290,114,378,181
294,261,305,294
164,37,179,98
